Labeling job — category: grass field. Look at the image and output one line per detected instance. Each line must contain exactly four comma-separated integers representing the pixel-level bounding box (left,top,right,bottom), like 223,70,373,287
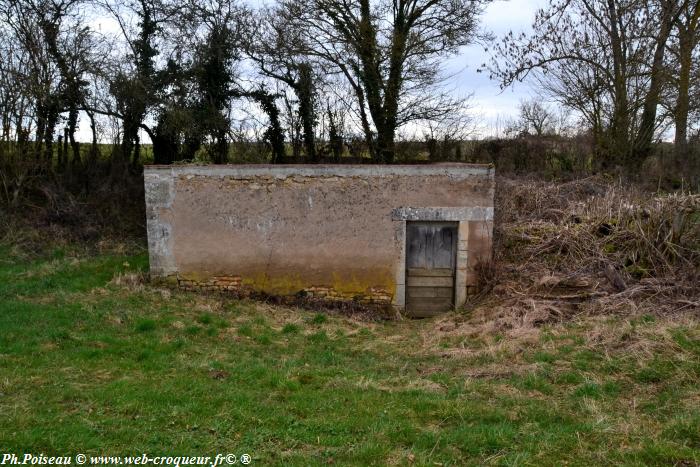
1,245,699,465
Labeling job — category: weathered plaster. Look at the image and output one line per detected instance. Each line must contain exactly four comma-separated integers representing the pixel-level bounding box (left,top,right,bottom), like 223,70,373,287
144,172,177,277
144,164,495,312
391,206,494,222
148,164,493,178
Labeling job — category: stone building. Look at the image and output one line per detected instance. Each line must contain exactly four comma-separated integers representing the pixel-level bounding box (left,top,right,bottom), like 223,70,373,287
144,164,494,317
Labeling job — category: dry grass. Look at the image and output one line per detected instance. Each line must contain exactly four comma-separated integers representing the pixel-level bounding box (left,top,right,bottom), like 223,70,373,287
109,270,148,291
2,232,699,463
472,176,700,329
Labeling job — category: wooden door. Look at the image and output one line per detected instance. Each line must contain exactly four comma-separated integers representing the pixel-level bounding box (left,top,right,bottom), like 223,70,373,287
405,222,457,317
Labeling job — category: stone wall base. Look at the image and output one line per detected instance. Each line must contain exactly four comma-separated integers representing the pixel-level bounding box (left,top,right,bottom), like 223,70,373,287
157,274,394,306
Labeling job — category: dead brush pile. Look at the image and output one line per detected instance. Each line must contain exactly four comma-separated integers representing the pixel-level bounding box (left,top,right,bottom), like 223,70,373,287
478,175,700,328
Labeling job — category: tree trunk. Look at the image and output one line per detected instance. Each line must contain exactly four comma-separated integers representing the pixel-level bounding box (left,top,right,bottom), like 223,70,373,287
266,111,286,163
356,0,389,162
296,64,317,162
132,133,141,167
112,123,134,183
240,89,286,163
327,106,343,161
378,6,410,164
88,111,99,163
63,127,69,168
34,108,45,161
675,28,692,159
43,105,58,166
68,108,81,167
607,0,631,166
353,85,375,159
212,128,228,164
57,134,64,169
120,123,137,168
674,4,700,160
376,125,396,163
637,0,676,158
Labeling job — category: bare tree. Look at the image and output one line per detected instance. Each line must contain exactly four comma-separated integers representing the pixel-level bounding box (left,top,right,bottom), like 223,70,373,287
516,100,556,137
636,0,685,157
284,0,489,162
418,96,476,160
0,0,105,173
490,0,685,167
242,6,319,161
100,0,177,169
37,0,90,168
670,0,700,157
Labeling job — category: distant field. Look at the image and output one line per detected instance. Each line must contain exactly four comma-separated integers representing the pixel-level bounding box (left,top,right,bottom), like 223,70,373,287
1,245,699,465
0,140,460,165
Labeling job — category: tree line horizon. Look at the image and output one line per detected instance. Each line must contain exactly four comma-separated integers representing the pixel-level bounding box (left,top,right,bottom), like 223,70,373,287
0,0,698,173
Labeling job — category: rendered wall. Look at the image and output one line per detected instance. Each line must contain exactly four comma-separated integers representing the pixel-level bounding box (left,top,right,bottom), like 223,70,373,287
144,164,495,309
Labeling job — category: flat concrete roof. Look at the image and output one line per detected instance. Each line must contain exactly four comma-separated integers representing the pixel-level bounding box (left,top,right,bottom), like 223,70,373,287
144,163,494,178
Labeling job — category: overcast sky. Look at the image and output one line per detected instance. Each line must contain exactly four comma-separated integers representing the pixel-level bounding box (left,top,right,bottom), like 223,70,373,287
449,0,550,135
80,0,548,142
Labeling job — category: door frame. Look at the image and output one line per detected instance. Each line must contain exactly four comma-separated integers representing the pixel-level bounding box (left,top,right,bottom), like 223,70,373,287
390,206,494,310
404,220,458,313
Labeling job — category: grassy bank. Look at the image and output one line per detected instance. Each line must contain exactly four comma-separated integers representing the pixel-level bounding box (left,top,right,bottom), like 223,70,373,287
0,245,699,465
